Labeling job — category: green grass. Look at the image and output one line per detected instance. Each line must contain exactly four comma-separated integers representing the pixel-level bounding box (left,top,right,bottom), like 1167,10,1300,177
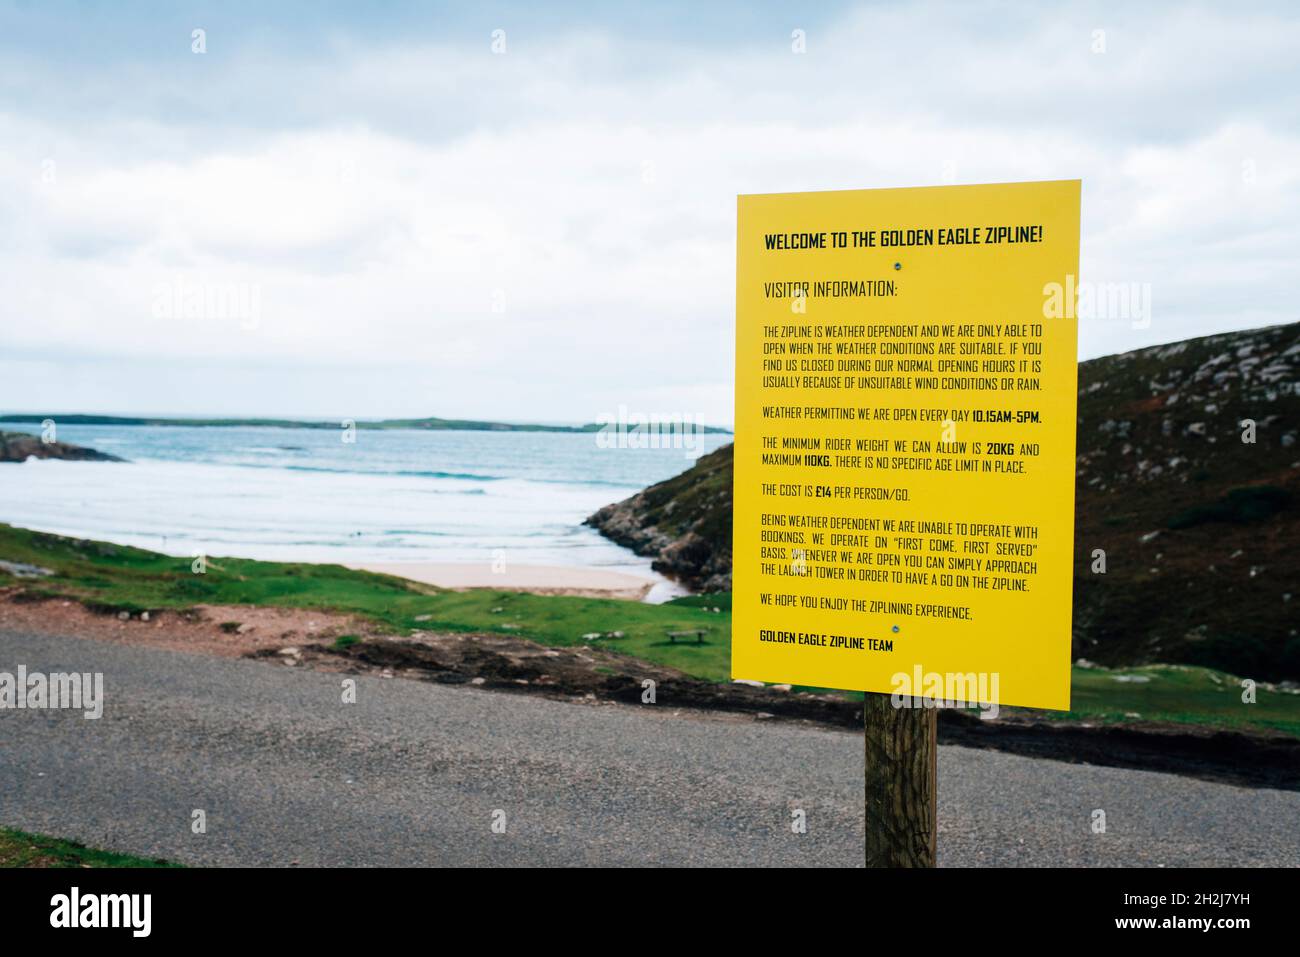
0,522,735,679
790,664,1300,737
1050,663,1300,737
0,826,177,868
2,522,1297,737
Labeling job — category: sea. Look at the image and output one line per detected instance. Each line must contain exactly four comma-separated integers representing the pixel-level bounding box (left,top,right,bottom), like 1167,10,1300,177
0,421,731,601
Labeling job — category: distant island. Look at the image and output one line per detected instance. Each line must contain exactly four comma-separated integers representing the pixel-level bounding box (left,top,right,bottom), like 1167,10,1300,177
0,413,733,435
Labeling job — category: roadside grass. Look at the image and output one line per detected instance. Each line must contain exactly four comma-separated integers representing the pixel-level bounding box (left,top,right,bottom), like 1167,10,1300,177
2,522,1297,737
0,522,735,678
1056,663,1300,737
0,826,177,868
795,663,1300,737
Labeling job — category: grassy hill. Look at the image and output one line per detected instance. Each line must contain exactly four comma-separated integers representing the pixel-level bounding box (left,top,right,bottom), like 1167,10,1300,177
1073,322,1297,679
587,322,1300,680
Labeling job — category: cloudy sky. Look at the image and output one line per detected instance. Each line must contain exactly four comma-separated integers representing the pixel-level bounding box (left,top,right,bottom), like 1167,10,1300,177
1,1,1296,426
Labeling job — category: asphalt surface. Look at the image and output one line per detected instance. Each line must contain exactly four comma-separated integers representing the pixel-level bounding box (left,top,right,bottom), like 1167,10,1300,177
2,628,1298,867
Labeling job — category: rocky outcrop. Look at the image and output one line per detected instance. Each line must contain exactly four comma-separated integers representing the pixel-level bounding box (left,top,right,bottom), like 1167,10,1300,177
1070,320,1298,679
585,444,732,592
0,431,124,463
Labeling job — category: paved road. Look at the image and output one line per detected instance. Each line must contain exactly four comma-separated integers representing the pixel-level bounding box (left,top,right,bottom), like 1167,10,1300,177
2,628,1297,867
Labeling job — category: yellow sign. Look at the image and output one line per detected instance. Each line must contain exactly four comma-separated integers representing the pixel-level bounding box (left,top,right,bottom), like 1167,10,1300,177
733,180,1080,711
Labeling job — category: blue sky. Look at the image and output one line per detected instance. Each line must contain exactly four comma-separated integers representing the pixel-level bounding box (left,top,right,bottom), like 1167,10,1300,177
1,1,1297,425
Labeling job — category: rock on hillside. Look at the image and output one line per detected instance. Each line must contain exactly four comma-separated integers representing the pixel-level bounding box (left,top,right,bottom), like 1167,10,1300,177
584,444,732,592
0,431,124,463
1072,321,1297,680
586,321,1299,679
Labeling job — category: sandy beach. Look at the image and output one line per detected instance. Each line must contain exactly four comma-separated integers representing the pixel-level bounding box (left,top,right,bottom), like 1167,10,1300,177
345,561,661,601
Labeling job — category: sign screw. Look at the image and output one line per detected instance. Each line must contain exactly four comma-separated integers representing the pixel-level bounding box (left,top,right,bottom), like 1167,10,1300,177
894,262,902,270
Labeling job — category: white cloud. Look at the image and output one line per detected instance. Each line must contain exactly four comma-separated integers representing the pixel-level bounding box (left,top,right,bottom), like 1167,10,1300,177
1,1,1297,425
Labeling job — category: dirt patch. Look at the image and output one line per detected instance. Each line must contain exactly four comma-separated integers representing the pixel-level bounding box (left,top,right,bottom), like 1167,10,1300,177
257,630,862,725
936,711,1300,792
273,632,1300,791
0,589,367,658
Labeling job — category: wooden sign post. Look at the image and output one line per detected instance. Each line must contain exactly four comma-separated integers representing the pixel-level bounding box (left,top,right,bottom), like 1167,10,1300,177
863,692,936,867
732,181,1080,868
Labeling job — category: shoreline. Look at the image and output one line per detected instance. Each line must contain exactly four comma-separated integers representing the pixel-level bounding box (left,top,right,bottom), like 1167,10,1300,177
345,560,679,602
